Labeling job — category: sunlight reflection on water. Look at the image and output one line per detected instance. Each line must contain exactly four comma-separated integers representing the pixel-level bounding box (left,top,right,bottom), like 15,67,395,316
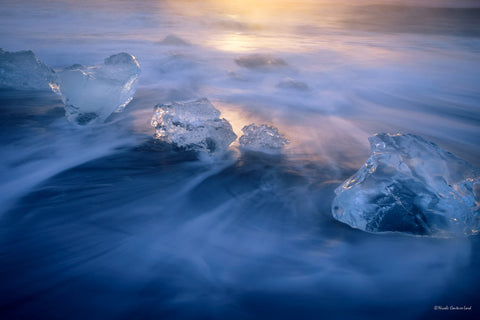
0,1,480,319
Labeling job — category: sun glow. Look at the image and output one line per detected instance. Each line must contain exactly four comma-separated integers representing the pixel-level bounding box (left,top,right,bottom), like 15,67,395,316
163,0,344,52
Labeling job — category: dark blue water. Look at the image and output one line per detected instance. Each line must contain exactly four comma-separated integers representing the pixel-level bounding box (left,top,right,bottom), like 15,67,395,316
1,1,480,319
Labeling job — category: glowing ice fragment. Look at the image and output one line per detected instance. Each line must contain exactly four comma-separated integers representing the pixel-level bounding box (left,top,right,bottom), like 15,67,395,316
239,124,289,153
151,98,237,154
56,52,140,125
332,133,479,237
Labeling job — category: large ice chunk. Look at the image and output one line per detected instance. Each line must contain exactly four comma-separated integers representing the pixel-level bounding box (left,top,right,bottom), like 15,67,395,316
239,124,289,153
56,52,140,125
0,49,56,90
332,133,479,237
151,98,237,154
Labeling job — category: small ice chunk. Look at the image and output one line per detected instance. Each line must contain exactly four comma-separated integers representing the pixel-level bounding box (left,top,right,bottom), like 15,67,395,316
239,124,289,153
158,34,191,46
0,49,56,90
235,54,287,70
56,52,140,125
276,78,309,91
151,98,237,154
332,133,480,237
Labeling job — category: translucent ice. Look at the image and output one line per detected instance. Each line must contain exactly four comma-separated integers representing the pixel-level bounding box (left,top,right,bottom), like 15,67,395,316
332,133,480,237
56,52,140,125
151,98,237,154
0,49,56,90
239,124,289,153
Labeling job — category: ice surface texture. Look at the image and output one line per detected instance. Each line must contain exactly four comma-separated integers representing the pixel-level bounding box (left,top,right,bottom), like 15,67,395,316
151,98,237,154
0,49,56,90
56,53,140,125
239,124,289,153
332,133,479,237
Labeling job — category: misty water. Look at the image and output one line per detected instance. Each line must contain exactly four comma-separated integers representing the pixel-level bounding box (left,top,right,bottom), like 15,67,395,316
1,1,479,319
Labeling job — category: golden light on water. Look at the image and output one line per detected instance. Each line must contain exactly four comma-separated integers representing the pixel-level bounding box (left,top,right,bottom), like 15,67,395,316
214,100,370,168
163,0,347,53
210,33,258,53
161,0,408,59
206,33,310,53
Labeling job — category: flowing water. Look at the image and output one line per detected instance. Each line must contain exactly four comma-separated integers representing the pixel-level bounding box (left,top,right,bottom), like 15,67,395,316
0,1,479,319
